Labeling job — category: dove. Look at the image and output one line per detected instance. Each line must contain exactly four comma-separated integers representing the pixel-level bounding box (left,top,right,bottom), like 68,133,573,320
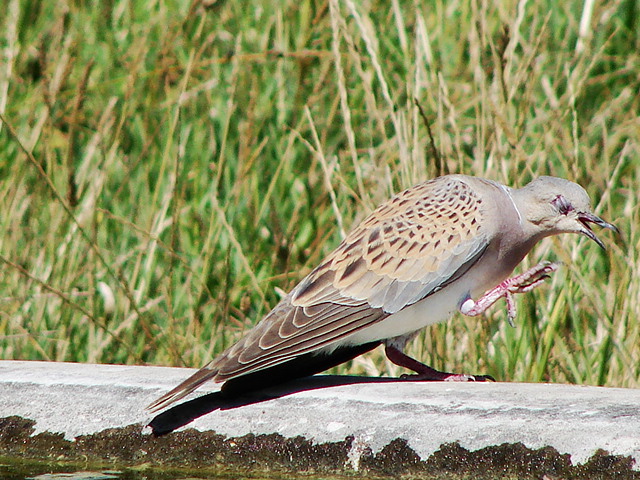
148,174,617,412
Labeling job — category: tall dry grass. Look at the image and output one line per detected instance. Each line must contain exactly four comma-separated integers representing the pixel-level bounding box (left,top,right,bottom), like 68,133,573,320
0,0,638,387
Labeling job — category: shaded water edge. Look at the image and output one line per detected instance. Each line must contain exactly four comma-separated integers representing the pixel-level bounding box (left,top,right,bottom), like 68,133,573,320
0,416,636,480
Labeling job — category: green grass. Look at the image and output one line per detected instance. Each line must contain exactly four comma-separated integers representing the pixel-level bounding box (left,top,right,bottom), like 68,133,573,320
0,0,638,388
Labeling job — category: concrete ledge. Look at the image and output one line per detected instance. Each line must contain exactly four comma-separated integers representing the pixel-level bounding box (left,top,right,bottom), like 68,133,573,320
0,360,638,478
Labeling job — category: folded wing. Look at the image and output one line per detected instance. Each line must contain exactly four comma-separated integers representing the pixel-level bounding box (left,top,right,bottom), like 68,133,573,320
147,176,490,412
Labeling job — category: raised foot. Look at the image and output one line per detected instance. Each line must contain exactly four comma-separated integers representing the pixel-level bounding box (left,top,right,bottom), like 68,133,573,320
459,261,559,326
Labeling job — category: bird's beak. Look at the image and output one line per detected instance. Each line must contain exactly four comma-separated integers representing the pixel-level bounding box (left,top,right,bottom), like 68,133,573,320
578,212,619,250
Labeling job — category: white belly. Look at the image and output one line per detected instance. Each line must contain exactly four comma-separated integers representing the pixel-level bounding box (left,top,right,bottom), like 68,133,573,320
338,279,470,346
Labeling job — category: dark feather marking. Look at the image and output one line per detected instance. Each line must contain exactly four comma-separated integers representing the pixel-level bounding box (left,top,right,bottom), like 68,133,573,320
292,269,335,303
341,240,361,254
340,258,366,282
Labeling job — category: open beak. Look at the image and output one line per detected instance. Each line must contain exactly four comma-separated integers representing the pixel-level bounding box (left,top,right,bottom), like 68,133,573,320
578,212,619,250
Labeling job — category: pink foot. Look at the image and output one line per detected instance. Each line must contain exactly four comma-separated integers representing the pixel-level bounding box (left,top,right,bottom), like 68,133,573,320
385,345,495,382
459,261,559,326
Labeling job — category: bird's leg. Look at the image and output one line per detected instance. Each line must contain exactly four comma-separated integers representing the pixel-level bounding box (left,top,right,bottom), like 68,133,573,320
384,345,494,382
459,261,559,326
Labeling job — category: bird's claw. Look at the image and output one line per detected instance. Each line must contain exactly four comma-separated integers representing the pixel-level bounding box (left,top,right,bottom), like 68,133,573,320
398,372,495,382
460,261,559,325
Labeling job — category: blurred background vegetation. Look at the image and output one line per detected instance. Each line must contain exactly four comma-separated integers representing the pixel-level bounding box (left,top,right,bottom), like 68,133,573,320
0,0,638,387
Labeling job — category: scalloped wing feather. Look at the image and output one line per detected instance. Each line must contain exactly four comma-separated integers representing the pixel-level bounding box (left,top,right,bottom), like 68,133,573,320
147,176,493,412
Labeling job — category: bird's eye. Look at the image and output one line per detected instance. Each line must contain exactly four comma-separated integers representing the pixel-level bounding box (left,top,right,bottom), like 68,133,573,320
551,195,574,215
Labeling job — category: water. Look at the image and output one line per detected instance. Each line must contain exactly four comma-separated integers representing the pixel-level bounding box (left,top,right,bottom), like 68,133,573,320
0,461,279,480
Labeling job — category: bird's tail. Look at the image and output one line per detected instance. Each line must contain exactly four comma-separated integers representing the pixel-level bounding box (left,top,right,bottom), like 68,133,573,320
146,365,218,413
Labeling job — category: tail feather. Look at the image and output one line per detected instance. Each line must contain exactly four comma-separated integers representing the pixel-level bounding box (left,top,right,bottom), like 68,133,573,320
146,367,218,413
147,341,382,413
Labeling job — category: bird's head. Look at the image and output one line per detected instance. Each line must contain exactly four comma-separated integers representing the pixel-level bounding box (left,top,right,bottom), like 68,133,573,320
516,176,618,249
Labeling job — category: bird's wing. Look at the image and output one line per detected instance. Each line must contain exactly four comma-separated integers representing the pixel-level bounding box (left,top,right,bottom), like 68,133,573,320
147,176,491,412
294,177,490,313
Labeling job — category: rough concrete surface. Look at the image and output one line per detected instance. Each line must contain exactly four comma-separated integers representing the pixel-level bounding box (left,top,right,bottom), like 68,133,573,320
0,360,638,478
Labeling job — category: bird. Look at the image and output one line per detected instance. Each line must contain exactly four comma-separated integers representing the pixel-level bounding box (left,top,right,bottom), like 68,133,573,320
147,174,617,413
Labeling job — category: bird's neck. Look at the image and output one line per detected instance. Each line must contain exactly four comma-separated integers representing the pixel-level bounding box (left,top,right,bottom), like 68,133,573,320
508,187,550,243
